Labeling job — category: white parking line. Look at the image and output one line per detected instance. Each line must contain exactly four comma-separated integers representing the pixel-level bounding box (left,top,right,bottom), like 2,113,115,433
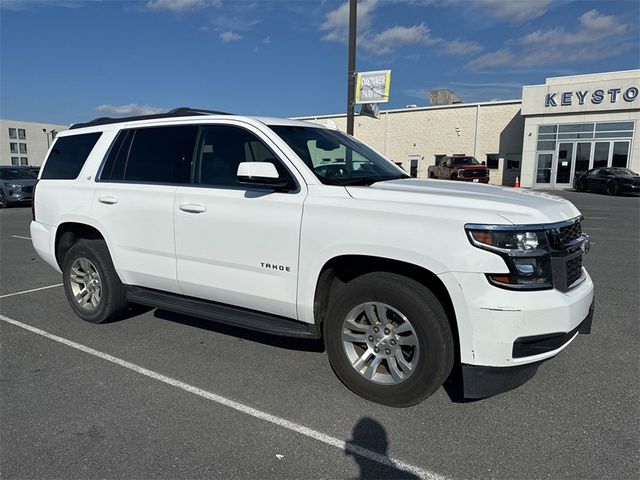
11,235,31,240
0,314,445,480
0,284,63,299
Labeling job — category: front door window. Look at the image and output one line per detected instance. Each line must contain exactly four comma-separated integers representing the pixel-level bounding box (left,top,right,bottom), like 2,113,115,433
556,143,573,184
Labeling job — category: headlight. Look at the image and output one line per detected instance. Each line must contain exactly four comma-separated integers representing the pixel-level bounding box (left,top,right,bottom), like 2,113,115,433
4,183,22,188
466,226,553,290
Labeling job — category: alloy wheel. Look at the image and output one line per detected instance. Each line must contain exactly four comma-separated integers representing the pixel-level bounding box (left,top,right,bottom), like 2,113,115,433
69,257,102,311
341,302,420,385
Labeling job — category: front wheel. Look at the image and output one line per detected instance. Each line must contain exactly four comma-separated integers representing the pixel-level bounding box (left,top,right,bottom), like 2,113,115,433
62,239,128,324
575,180,585,192
0,192,7,208
324,273,454,407
606,181,618,196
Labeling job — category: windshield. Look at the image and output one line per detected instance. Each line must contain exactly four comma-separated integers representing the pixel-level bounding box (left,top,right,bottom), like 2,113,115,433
269,125,408,186
452,157,480,166
0,168,36,180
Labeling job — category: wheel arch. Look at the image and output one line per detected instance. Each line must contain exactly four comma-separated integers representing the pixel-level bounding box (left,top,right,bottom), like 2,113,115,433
313,254,460,359
54,222,106,269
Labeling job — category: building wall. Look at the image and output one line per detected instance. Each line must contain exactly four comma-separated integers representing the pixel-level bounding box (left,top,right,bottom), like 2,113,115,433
0,119,69,167
298,100,523,186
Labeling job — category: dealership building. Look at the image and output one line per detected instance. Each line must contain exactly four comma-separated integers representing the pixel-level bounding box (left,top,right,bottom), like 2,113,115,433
298,69,640,188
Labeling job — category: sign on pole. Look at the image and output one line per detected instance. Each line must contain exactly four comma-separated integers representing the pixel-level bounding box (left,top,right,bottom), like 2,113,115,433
355,70,391,104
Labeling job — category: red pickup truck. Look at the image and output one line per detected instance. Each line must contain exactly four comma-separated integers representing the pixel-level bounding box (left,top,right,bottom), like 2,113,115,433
428,156,490,183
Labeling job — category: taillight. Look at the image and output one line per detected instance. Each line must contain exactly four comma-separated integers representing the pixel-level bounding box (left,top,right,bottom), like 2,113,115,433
31,179,38,221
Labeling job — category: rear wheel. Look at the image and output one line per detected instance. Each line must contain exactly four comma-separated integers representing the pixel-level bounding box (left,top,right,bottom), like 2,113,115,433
606,181,618,196
62,239,128,323
0,192,7,208
324,272,454,407
575,179,585,192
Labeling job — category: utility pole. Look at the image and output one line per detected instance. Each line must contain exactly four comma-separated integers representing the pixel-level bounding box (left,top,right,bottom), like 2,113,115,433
346,0,357,135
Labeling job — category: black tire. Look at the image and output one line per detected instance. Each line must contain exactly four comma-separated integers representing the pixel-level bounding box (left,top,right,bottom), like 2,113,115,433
575,180,585,192
0,191,7,209
429,172,435,179
62,239,128,324
324,272,454,407
606,181,618,196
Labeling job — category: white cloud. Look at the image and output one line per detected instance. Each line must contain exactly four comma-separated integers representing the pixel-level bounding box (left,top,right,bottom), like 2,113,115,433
442,39,484,56
261,36,271,45
467,9,631,70
465,48,514,70
320,0,378,42
472,0,552,23
362,24,435,54
95,103,166,116
520,9,627,47
1,0,87,11
219,31,241,42
146,0,221,12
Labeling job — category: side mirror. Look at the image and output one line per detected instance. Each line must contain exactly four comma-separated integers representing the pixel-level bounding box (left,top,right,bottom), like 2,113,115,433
481,161,486,166
237,162,289,189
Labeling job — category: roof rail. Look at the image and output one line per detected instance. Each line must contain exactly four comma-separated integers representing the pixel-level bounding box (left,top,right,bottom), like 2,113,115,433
69,107,232,130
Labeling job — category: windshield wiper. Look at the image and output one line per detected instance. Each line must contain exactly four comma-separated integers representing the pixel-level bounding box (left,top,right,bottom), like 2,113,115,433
335,175,408,186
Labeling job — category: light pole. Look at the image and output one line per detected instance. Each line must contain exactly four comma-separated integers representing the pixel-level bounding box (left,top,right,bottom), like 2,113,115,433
42,128,57,148
346,0,357,136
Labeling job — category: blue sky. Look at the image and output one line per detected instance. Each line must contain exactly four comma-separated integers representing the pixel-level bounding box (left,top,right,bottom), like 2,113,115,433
1,0,639,124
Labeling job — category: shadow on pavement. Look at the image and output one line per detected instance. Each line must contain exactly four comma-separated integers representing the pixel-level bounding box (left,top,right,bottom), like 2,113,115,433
345,417,419,479
152,308,325,353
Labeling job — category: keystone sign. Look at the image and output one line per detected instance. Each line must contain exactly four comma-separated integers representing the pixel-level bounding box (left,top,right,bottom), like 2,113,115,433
355,70,391,104
521,75,640,116
545,86,639,107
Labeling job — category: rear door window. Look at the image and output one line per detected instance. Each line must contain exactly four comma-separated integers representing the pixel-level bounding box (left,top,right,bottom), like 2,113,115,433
100,126,197,184
41,132,102,180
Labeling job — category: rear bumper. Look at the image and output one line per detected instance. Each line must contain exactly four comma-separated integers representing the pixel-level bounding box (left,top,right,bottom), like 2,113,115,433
461,300,594,398
30,220,61,273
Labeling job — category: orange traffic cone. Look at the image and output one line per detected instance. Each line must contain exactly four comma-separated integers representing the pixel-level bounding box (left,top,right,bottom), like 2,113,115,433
514,176,520,188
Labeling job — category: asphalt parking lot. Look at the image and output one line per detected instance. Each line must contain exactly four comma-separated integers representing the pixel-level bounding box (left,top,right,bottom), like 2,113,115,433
1,189,638,480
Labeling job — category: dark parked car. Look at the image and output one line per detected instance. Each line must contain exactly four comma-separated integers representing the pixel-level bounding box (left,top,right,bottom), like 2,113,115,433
0,166,37,208
574,167,640,196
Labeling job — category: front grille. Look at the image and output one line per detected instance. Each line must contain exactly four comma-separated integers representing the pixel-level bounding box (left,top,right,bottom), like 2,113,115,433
566,255,583,286
22,186,33,193
548,218,582,250
461,169,486,178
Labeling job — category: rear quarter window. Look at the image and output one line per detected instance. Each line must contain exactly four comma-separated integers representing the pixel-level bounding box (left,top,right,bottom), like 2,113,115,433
41,132,102,180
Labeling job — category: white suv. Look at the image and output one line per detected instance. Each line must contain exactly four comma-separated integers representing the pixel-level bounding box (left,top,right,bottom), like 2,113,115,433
31,108,594,406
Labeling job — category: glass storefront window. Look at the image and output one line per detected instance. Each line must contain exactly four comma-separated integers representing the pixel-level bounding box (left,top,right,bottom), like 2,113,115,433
536,153,552,183
612,142,630,168
574,143,591,178
596,122,634,132
556,143,573,184
537,141,556,150
558,123,594,134
593,142,610,169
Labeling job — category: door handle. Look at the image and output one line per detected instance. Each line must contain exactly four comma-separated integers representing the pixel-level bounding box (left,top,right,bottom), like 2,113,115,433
179,203,206,213
98,195,118,205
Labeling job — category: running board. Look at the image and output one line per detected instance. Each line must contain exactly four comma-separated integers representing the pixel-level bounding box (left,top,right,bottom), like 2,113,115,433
125,286,321,339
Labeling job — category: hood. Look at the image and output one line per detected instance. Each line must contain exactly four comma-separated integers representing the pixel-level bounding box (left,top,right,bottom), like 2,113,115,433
346,179,581,225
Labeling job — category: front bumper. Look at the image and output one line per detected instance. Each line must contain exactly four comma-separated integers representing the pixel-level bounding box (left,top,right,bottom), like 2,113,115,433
620,183,640,194
457,177,490,183
460,300,594,398
439,269,594,367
